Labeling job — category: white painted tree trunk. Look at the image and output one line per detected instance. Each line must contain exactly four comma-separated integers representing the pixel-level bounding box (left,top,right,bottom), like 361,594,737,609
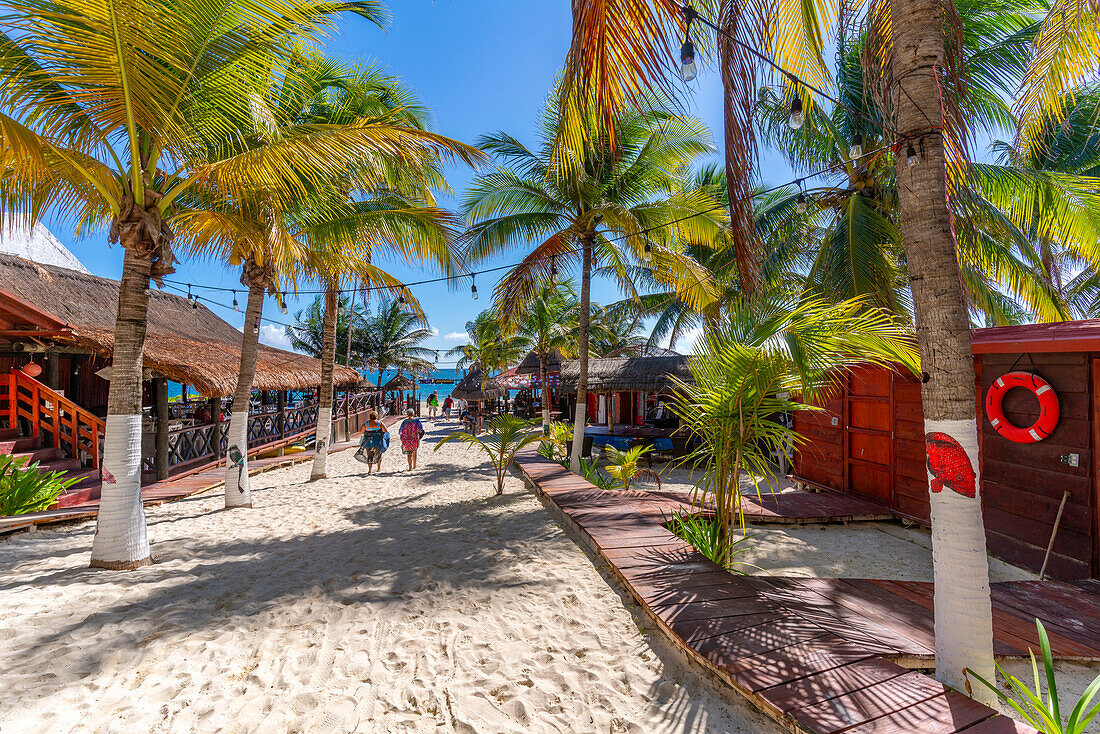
569,401,587,472
311,406,332,479
224,411,251,508
90,414,151,568
925,419,995,699
90,247,153,570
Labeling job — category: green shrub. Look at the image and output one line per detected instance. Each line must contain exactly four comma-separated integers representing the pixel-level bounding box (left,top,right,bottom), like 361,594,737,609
436,415,543,496
577,457,616,491
663,510,757,573
968,620,1100,734
603,444,660,491
0,455,79,515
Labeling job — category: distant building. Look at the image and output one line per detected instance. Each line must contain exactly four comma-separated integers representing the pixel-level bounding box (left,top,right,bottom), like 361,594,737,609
0,219,90,274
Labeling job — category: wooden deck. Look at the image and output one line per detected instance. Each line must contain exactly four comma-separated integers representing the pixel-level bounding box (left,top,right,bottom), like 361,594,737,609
613,486,895,525
514,451,1053,734
0,418,398,534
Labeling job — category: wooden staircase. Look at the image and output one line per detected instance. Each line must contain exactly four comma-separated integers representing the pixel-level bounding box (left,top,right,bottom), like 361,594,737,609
0,369,105,511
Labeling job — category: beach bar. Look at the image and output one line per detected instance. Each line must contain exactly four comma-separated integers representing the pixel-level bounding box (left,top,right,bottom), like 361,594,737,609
0,255,367,503
793,319,1100,579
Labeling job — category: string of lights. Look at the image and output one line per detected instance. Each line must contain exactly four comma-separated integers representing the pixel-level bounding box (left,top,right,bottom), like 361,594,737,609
677,2,925,164
158,141,896,304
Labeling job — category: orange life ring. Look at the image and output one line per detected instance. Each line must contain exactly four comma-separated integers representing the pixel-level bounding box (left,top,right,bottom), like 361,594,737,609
984,371,1059,443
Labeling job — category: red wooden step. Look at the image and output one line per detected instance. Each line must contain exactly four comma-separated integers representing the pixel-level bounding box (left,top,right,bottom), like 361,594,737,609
53,484,100,508
40,458,82,474
13,447,63,463
65,468,101,488
0,436,41,453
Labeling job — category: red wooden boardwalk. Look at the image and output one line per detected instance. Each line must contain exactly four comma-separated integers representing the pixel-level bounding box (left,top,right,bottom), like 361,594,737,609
0,418,398,534
514,451,1051,734
615,487,894,524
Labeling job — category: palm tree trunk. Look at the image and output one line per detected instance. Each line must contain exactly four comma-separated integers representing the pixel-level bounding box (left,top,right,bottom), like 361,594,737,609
891,0,995,698
569,233,593,471
540,352,552,433
311,285,338,481
90,247,154,569
224,278,265,508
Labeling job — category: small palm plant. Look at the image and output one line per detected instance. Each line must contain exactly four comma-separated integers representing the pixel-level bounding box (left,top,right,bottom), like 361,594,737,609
538,421,574,465
603,445,660,491
663,510,757,574
0,456,79,516
968,621,1100,734
436,415,543,496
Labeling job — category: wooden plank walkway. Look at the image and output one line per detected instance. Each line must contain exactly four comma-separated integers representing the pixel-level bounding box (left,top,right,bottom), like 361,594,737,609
614,487,894,525
514,451,1045,734
0,417,399,534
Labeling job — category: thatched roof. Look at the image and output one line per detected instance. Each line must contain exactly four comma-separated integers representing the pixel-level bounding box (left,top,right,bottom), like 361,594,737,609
451,368,506,401
0,255,359,397
381,374,417,392
516,349,565,375
559,355,694,393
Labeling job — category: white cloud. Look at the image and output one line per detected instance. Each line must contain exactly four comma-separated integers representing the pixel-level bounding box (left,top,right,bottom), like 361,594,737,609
670,327,704,354
259,324,294,350
429,327,440,337
443,331,468,341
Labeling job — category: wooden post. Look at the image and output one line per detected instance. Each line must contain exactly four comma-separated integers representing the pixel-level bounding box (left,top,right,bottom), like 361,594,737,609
155,377,169,480
343,388,350,439
45,352,60,391
209,396,223,462
277,390,286,438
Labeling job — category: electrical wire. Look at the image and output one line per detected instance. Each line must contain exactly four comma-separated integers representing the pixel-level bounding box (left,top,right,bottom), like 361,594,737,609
158,142,893,300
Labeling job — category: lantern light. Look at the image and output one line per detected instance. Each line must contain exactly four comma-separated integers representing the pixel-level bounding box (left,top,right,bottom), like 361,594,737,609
788,95,804,130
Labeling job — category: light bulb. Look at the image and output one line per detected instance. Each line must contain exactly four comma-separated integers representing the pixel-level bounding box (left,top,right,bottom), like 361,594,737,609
849,132,863,160
278,295,287,315
471,281,478,301
252,326,259,335
788,96,803,130
232,293,239,311
680,41,697,82
643,243,653,262
796,192,807,214
907,144,920,167
398,294,407,306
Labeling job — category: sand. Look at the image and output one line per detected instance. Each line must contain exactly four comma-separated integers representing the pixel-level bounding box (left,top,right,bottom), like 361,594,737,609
0,421,779,734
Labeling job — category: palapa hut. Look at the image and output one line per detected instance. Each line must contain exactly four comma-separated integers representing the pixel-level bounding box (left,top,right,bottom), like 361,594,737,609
451,367,506,403
0,254,361,482
381,374,418,415
559,355,692,428
516,348,565,375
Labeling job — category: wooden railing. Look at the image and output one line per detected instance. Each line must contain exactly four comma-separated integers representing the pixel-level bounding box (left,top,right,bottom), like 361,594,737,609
149,390,381,476
1,369,105,468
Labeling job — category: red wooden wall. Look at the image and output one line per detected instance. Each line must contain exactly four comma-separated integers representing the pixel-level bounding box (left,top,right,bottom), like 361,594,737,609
794,357,1096,579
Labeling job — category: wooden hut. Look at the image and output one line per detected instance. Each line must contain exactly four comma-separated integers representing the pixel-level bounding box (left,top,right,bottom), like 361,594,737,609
381,374,417,415
0,254,362,484
452,368,506,432
793,319,1100,579
559,355,692,428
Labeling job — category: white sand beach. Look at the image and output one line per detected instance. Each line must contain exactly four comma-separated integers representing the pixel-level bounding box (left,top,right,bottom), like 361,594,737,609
0,421,779,734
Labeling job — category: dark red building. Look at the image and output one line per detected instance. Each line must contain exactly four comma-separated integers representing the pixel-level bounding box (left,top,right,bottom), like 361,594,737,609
794,320,1100,580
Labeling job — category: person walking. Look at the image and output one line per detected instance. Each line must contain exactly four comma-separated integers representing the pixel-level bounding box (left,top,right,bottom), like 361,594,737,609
442,394,454,419
426,390,439,418
356,411,390,475
398,409,426,470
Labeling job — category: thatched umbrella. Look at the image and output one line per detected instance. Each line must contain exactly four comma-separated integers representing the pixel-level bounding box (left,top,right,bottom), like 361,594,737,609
516,348,564,375
451,367,506,402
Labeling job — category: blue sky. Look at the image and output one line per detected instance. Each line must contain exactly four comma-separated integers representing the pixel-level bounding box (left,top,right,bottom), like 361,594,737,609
49,1,800,363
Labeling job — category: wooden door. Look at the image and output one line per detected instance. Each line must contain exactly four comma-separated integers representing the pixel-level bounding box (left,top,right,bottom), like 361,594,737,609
844,366,895,505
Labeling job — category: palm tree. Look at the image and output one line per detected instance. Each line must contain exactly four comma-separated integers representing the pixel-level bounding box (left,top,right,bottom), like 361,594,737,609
668,297,918,566
589,305,647,357
176,55,473,506
463,95,724,470
359,298,436,387
502,279,579,429
446,311,530,382
0,0,415,569
288,294,369,363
